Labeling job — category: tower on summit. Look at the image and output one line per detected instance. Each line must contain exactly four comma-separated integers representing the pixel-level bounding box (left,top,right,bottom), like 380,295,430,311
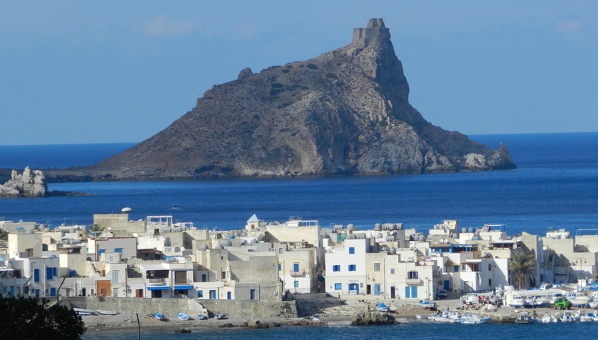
352,18,389,43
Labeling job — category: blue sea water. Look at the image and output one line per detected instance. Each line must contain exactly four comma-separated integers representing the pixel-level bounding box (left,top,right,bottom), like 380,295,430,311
80,320,598,340
1,133,598,238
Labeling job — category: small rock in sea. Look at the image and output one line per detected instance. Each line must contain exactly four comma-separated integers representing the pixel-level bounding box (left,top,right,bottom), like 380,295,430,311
174,328,191,334
221,323,234,328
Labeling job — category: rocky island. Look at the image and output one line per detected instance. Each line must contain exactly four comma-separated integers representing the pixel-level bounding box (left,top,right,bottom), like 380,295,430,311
44,18,515,182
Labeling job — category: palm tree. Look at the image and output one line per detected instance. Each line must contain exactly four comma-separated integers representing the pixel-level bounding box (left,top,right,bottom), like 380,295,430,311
509,249,535,289
0,228,8,241
86,224,104,238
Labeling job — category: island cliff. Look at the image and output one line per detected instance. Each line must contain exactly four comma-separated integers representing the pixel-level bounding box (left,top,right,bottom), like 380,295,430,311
47,18,515,182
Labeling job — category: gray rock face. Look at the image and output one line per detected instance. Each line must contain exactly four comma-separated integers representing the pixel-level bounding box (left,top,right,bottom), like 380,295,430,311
67,18,515,181
0,167,47,197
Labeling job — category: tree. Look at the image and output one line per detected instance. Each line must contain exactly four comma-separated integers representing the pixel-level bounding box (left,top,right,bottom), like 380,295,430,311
0,296,85,339
0,228,8,241
509,249,535,290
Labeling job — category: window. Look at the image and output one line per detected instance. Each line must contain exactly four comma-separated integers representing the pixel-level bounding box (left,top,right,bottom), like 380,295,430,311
227,292,232,300
294,281,299,288
209,290,216,299
453,265,459,272
34,269,40,282
334,283,342,290
250,289,256,300
221,271,226,280
293,263,300,272
374,263,381,272
489,279,492,287
348,264,356,272
278,248,283,254
114,248,123,254
197,290,203,298
390,269,395,275
46,267,54,280
111,270,119,284
277,264,281,271
349,247,355,254
332,265,340,272
407,271,418,279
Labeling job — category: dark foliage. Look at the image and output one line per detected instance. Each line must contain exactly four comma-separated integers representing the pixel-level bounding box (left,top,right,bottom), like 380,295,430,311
0,296,86,339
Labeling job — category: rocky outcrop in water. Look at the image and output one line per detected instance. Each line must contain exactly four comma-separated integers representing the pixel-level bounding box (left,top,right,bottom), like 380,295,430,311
351,311,398,325
0,167,47,197
45,18,515,182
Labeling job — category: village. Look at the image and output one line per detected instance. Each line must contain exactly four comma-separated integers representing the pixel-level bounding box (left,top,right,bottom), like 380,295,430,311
1,209,597,324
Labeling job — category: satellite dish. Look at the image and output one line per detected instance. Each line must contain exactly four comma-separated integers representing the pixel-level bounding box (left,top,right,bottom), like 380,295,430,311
122,207,132,213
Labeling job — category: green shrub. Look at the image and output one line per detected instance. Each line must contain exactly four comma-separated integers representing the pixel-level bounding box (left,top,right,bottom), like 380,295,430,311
326,73,338,79
307,64,318,70
271,83,284,88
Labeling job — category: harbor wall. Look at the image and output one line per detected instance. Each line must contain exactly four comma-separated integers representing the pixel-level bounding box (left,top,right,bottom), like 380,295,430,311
59,297,298,319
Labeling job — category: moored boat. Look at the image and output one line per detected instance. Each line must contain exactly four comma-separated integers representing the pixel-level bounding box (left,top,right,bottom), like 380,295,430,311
177,313,192,320
515,311,533,324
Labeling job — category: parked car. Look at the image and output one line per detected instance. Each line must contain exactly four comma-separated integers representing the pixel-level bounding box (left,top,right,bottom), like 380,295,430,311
437,290,448,299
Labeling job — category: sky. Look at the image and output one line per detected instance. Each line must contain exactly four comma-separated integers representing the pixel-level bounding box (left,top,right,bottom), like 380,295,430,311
1,1,597,146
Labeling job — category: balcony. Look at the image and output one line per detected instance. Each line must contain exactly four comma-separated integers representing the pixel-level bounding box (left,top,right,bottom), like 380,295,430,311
405,278,422,285
147,278,167,285
290,269,307,277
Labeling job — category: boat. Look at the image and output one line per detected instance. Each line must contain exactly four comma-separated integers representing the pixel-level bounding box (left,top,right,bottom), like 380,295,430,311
170,204,180,210
311,314,321,322
579,311,593,322
73,308,94,316
415,314,428,320
419,299,436,309
510,295,525,308
154,313,168,321
177,313,192,320
427,309,461,323
515,311,533,324
559,311,577,323
375,303,390,312
567,292,590,307
215,313,227,319
197,314,208,320
541,313,558,323
96,310,117,315
460,313,491,324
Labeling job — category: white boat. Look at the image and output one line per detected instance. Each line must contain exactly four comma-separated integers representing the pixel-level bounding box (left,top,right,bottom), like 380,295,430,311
96,310,117,315
567,292,590,307
541,313,558,323
215,313,227,319
415,314,427,319
419,299,436,308
461,313,491,324
428,309,461,323
559,311,577,322
510,295,525,308
73,308,94,316
515,311,533,324
579,311,594,322
177,313,192,320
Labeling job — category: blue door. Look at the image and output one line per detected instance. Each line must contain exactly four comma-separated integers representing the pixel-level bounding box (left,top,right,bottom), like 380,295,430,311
444,280,450,290
227,292,232,300
293,263,299,272
349,283,359,294
405,286,410,298
50,288,56,296
411,286,418,299
210,290,216,299
373,284,381,295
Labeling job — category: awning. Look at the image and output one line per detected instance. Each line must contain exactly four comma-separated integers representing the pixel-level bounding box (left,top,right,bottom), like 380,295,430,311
146,286,170,290
174,285,193,290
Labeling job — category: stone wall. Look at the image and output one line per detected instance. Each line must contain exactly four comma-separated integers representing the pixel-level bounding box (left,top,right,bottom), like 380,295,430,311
60,296,297,319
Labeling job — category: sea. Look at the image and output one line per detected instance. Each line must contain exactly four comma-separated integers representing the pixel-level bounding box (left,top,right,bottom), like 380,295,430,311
1,132,598,339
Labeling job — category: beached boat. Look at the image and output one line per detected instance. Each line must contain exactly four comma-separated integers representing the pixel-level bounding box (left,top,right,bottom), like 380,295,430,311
177,313,192,320
197,314,208,320
154,313,168,321
74,308,94,316
96,310,117,315
428,309,461,323
567,292,590,307
215,313,227,319
515,311,533,324
375,303,390,312
415,314,428,320
419,299,436,309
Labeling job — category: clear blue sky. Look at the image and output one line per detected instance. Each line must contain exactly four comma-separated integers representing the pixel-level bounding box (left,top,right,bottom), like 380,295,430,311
1,1,597,145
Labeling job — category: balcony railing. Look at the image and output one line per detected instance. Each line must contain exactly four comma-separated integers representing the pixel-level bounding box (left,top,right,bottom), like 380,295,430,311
405,278,422,285
290,269,306,277
148,278,167,285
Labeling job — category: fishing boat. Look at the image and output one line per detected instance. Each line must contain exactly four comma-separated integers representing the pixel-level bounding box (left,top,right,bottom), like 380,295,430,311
154,313,168,321
419,299,436,309
578,311,594,322
515,311,533,324
541,313,558,323
96,310,117,315
197,314,208,320
215,313,227,319
460,313,491,324
177,313,192,320
559,311,577,323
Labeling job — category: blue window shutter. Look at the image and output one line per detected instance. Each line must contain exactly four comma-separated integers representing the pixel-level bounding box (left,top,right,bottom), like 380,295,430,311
52,267,57,276
46,267,52,280
34,269,40,282
293,263,299,272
